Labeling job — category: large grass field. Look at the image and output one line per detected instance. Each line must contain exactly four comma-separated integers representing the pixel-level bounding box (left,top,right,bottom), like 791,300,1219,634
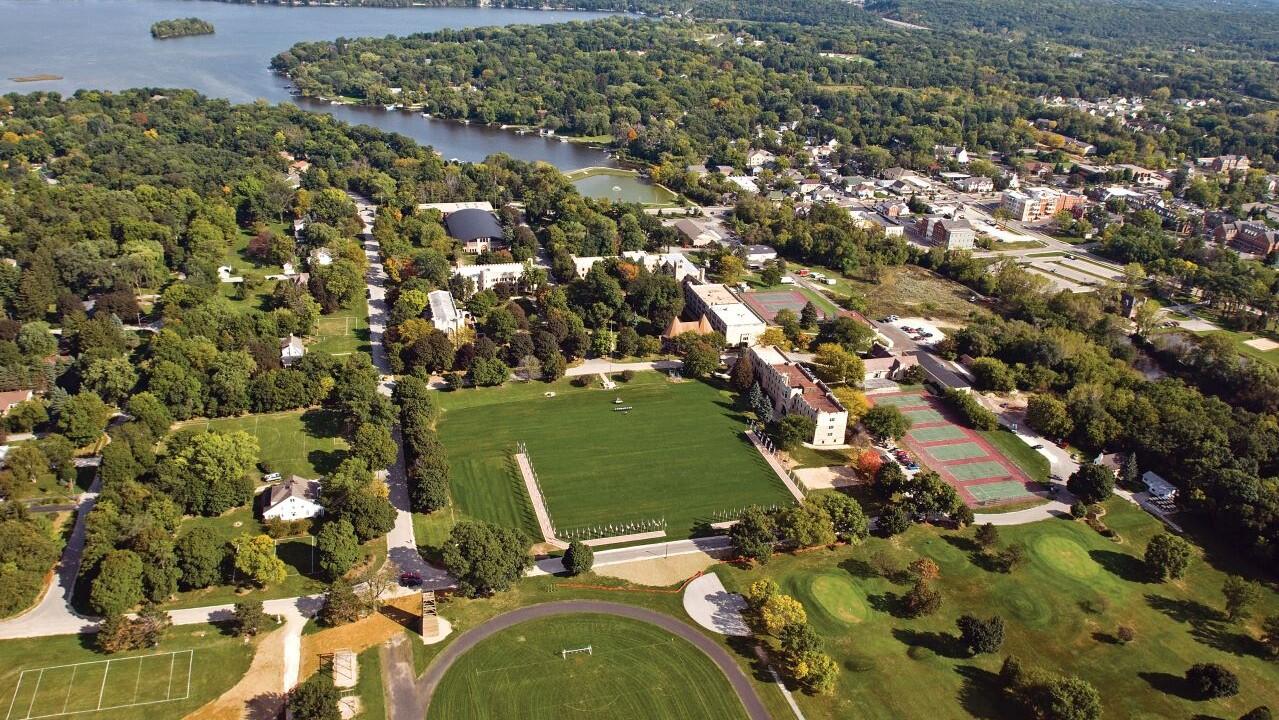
718,500,1279,719
427,614,749,720
979,428,1051,482
435,374,792,539
0,625,254,720
176,408,349,479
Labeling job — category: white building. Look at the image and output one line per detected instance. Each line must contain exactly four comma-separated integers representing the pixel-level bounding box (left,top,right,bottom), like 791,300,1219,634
260,476,324,521
746,149,777,168
452,261,527,292
726,176,760,195
684,282,767,347
570,252,704,284
748,345,848,446
427,290,467,336
280,335,306,367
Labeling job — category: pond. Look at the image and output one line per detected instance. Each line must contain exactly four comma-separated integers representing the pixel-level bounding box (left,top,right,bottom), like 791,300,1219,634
570,169,680,204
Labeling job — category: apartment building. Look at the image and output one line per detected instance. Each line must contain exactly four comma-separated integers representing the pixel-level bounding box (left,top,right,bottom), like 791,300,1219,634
1001,187,1085,222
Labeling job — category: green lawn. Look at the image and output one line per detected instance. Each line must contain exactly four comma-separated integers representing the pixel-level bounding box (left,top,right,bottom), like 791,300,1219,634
785,444,852,469
426,613,749,720
435,374,793,539
0,625,254,720
978,428,1051,482
311,301,371,356
1197,328,1279,370
356,646,388,720
718,500,1279,719
176,408,350,479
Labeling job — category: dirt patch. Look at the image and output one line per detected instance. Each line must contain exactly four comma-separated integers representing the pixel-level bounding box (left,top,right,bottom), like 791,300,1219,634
1244,337,1279,352
299,595,421,680
594,553,720,586
794,466,861,490
186,631,283,720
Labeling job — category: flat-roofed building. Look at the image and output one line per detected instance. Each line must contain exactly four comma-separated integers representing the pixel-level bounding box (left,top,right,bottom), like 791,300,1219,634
1001,187,1085,221
684,282,766,347
748,345,848,446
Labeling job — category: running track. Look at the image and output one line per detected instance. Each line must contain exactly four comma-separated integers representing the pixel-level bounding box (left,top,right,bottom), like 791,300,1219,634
415,600,770,720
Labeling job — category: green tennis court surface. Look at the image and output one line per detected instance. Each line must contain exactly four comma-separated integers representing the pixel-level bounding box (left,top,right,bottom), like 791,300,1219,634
903,408,945,423
872,394,929,407
967,480,1033,502
948,461,1010,481
909,425,968,442
925,442,987,461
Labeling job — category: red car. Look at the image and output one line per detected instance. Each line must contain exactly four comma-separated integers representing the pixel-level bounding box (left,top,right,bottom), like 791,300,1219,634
399,571,423,587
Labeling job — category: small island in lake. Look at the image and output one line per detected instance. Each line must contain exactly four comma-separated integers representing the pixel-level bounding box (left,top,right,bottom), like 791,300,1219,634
150,18,215,39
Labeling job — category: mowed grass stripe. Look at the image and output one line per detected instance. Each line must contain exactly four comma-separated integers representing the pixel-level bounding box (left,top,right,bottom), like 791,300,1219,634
924,442,987,462
428,614,749,720
438,376,790,538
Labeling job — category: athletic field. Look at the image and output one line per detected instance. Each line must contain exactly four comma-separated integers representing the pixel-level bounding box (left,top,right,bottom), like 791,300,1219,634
740,289,815,323
868,390,1038,507
427,614,748,720
5,651,193,720
437,374,791,538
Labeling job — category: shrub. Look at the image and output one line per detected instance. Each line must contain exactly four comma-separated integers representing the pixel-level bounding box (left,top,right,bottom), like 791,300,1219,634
1186,662,1239,699
563,540,594,576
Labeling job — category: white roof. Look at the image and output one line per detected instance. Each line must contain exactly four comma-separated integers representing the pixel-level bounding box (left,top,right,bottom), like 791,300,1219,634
710,303,766,327
689,283,739,306
726,176,759,194
428,290,460,324
1142,470,1177,497
418,201,495,214
752,345,789,365
454,262,525,278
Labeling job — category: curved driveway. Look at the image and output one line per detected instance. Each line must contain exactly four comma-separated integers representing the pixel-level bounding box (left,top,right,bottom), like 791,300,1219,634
416,600,769,720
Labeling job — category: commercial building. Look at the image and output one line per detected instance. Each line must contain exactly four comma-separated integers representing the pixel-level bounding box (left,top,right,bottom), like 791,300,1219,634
1000,187,1085,221
917,216,977,250
683,282,767,347
748,345,848,447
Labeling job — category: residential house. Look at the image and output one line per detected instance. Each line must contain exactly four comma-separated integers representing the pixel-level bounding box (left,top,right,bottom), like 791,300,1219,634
673,218,724,247
746,149,777,169
740,245,778,267
934,145,970,165
726,176,760,195
1060,136,1097,156
748,346,848,447
259,476,324,521
953,175,994,193
862,345,920,383
0,389,33,416
280,335,305,367
1198,155,1250,174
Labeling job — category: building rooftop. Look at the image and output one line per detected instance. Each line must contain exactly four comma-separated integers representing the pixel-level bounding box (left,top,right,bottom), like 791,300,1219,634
265,476,320,508
689,283,740,307
777,364,842,414
427,289,460,325
418,201,495,214
444,208,504,242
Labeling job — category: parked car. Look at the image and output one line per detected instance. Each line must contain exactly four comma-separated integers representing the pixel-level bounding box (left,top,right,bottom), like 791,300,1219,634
780,277,796,285
399,572,423,587
823,278,837,285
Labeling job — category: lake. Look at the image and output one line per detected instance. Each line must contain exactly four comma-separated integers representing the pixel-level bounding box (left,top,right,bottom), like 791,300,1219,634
0,0,616,168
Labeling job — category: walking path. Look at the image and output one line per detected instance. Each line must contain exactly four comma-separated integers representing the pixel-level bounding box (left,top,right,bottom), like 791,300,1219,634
513,450,567,550
754,646,808,720
745,430,806,502
564,358,682,377
681,573,750,636
412,601,770,720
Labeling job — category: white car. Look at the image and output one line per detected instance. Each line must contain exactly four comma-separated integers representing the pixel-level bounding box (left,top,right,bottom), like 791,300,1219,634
823,278,837,285
780,277,796,285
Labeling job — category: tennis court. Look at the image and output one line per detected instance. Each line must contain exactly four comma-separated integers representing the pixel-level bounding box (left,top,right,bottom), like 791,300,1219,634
867,389,1039,507
741,289,819,323
947,461,1010,482
870,393,930,408
924,442,988,462
909,426,967,442
903,408,945,424
968,480,1035,503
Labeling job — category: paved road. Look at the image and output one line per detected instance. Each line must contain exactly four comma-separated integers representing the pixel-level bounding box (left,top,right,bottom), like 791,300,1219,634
353,193,447,587
412,601,770,720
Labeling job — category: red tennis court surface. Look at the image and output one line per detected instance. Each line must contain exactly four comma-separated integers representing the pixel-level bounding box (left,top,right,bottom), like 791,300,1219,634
868,390,1038,507
741,289,828,323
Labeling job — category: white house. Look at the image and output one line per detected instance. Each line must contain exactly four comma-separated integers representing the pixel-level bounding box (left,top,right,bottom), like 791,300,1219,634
427,290,467,336
280,335,306,366
260,476,324,521
1141,470,1177,500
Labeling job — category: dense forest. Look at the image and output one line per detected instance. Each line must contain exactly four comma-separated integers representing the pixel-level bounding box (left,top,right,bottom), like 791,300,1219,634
272,17,1279,168
149,17,215,39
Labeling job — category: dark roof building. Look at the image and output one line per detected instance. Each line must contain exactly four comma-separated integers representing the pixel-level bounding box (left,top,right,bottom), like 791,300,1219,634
444,208,505,252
